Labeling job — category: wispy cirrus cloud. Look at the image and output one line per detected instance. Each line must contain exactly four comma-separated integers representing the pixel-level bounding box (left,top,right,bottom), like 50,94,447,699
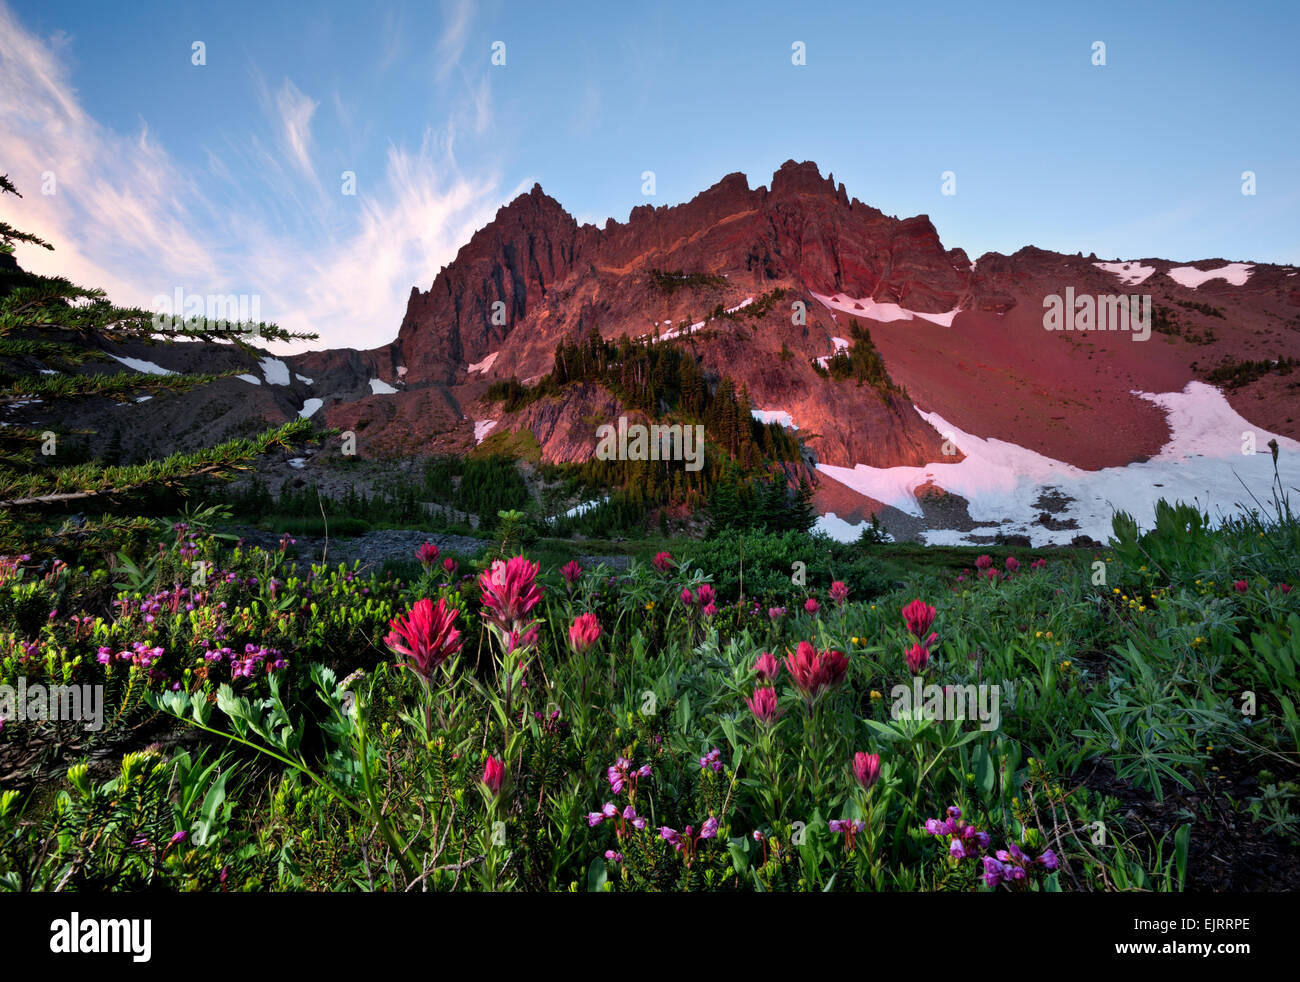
0,0,513,351
274,79,319,181
434,0,474,81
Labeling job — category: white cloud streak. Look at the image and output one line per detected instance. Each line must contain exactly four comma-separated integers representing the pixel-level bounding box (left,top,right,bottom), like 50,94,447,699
0,1,510,352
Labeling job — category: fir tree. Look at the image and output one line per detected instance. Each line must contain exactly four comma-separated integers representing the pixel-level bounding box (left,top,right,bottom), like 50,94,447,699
0,174,317,552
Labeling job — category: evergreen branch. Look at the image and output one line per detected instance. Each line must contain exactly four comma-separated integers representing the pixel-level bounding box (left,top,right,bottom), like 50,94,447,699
0,419,314,508
1,370,233,404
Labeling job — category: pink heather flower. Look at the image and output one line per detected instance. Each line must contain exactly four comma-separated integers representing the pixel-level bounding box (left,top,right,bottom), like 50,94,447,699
1234,580,1248,593
754,651,780,682
479,556,545,631
385,597,463,678
681,587,694,606
975,555,993,571
561,560,583,585
746,686,782,724
853,751,881,789
830,580,849,605
905,642,930,674
652,551,674,573
696,583,716,607
604,850,623,864
568,612,602,653
482,756,505,796
901,599,937,639
415,541,440,566
699,816,719,840
804,597,820,615
1004,556,1020,573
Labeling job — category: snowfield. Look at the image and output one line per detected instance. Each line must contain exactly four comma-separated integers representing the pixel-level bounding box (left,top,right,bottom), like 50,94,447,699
109,354,174,376
815,381,1300,546
474,420,497,443
259,357,290,385
468,351,499,374
1166,263,1253,289
813,511,894,543
751,409,799,429
236,374,261,385
369,379,399,395
811,291,960,327
1093,261,1156,286
299,398,324,419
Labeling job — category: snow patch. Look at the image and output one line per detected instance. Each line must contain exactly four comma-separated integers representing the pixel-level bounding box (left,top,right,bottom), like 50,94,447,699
815,381,1300,546
295,373,314,384
287,457,307,470
467,351,499,374
811,292,961,328
134,395,152,403
109,354,175,376
814,512,893,543
648,297,755,342
236,374,261,385
299,398,323,419
369,378,399,395
259,356,290,385
752,409,799,430
474,420,497,443
1093,261,1156,286
562,497,609,519
1166,263,1254,289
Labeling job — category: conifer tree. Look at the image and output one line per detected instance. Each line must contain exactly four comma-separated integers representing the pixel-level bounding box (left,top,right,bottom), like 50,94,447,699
0,174,316,552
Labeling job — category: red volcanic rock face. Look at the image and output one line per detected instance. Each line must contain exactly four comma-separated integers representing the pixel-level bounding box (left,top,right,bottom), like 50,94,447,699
277,159,1300,483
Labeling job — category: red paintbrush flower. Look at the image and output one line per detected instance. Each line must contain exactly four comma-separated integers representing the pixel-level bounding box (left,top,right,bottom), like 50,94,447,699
385,597,462,679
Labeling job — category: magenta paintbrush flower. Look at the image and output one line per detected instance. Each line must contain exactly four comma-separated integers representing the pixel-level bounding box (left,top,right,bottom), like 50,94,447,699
853,751,881,789
746,685,782,724
754,651,780,681
385,597,463,678
830,580,849,605
901,599,937,638
804,597,820,614
652,551,674,573
1004,556,1019,573
696,583,716,607
975,555,993,571
479,555,545,632
561,560,583,585
568,612,602,652
905,641,930,674
482,756,505,796
784,642,848,701
415,541,440,566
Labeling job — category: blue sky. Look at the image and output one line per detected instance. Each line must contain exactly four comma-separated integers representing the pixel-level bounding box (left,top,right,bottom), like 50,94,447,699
2,0,1297,349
